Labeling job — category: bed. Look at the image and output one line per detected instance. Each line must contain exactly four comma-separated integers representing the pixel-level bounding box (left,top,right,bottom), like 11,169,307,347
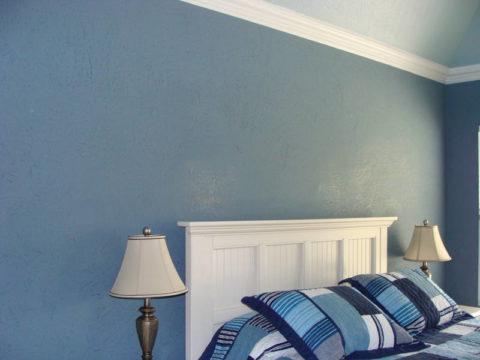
178,217,480,360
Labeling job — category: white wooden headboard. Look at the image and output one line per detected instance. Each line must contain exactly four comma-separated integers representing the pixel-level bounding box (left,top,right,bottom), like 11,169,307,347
178,217,397,360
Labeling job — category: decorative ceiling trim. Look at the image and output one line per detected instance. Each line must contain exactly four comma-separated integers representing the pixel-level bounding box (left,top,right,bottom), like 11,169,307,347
446,64,480,85
182,0,479,85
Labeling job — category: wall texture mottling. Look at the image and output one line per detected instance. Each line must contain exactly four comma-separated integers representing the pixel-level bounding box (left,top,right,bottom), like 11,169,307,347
444,81,480,305
1,0,445,359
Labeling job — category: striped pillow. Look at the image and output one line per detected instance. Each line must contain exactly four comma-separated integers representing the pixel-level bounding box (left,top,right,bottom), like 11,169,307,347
242,286,425,360
340,268,465,335
199,311,299,360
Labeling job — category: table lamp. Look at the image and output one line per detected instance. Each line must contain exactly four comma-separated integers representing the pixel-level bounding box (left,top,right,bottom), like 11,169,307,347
110,227,188,360
404,220,451,278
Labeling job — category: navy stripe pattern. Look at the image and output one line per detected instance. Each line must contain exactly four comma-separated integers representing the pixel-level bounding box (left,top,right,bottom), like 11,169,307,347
384,314,479,359
242,286,424,360
341,268,464,335
200,312,298,360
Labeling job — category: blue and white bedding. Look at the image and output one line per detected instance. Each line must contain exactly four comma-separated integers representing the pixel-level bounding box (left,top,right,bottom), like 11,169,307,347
340,269,464,335
379,314,480,360
200,269,479,360
201,313,480,359
200,311,296,360
242,286,424,360
201,286,425,360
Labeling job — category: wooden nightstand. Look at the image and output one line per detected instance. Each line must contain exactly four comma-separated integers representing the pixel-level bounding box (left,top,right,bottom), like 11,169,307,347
458,305,480,317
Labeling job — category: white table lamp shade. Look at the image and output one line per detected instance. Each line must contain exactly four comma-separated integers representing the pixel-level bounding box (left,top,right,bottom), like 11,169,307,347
404,224,451,262
110,234,187,298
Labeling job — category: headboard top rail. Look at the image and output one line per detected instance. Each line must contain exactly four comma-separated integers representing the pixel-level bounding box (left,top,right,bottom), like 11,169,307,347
178,217,398,234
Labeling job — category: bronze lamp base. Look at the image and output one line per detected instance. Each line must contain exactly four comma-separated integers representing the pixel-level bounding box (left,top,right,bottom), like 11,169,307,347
420,261,432,279
136,298,158,360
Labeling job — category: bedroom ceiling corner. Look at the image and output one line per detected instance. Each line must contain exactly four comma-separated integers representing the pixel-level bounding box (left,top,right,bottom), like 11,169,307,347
265,0,480,67
181,0,480,83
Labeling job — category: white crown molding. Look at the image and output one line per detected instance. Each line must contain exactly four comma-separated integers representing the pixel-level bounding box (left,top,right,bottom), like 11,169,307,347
446,64,480,85
181,0,480,85
181,0,449,83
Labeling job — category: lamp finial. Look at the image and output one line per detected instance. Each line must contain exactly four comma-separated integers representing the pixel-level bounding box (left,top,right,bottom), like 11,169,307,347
423,219,429,226
142,226,152,236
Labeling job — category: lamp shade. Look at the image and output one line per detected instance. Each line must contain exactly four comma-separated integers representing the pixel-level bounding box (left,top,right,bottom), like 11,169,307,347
110,231,187,298
404,222,451,262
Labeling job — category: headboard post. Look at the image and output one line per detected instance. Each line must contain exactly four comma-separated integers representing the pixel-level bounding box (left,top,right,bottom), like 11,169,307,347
185,231,215,360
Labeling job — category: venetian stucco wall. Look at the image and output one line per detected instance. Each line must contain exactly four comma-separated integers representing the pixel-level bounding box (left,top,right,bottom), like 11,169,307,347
1,0,445,358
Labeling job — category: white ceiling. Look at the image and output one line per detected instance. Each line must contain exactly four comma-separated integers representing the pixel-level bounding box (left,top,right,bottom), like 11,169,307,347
266,0,480,67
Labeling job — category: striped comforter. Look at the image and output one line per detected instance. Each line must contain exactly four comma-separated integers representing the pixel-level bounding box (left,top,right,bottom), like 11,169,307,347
201,311,479,360
377,314,480,360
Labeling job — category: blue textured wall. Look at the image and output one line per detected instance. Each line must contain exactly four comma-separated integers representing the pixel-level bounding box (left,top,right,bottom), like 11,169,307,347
444,81,480,306
1,0,445,359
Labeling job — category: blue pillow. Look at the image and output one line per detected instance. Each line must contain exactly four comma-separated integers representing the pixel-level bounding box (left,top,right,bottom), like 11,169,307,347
200,311,299,360
242,286,425,360
340,268,466,335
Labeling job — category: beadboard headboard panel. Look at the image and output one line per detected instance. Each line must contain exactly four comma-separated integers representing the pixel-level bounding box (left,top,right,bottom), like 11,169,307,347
178,217,397,360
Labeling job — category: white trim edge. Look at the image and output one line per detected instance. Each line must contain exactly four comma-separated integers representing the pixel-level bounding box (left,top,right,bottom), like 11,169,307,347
181,0,480,84
446,64,480,85
178,217,398,234
180,0,449,83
